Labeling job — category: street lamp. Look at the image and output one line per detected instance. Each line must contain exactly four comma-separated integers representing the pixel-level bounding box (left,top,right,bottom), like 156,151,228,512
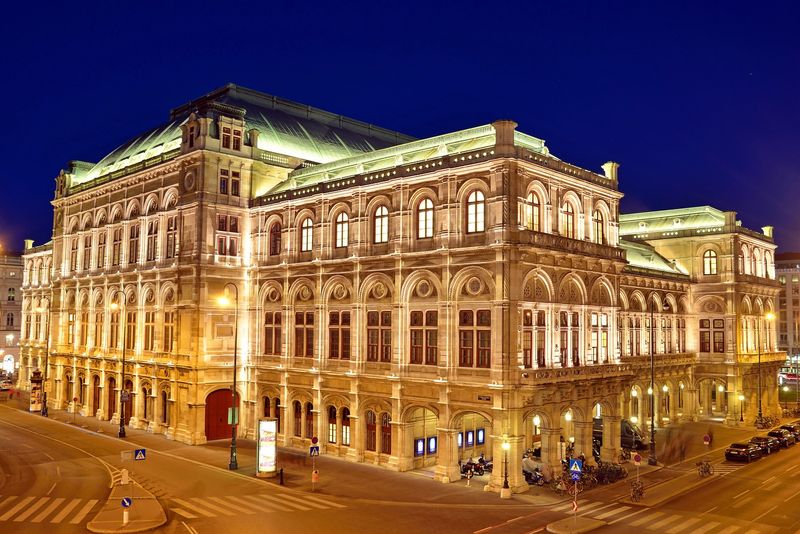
756,312,776,423
648,296,669,466
35,305,50,417
110,300,128,438
783,386,790,410
501,438,510,490
217,283,239,470
738,394,744,422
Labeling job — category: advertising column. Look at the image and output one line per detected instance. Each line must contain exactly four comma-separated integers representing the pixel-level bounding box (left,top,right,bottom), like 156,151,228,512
256,418,278,478
29,370,43,412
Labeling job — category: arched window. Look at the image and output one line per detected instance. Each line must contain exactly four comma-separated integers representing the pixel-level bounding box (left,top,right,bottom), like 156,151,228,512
300,218,313,252
293,401,302,437
335,213,349,248
524,192,541,232
562,202,575,239
592,210,604,244
305,402,314,438
161,390,169,425
263,396,271,417
328,405,337,443
763,254,769,278
374,206,389,244
380,412,392,454
466,190,485,233
269,223,281,256
342,408,351,446
5,313,12,327
752,249,760,277
275,398,281,433
365,410,377,451
418,198,434,239
703,250,718,275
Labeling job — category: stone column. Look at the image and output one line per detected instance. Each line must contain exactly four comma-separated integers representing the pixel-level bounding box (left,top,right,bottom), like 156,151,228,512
574,421,595,465
601,415,621,462
540,426,562,476
435,429,461,483
395,422,414,472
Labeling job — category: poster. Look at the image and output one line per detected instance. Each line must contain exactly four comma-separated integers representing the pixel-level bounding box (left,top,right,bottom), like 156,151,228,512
256,418,277,477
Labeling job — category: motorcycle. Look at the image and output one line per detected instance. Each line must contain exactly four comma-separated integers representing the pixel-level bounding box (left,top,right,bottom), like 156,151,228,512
524,468,545,486
478,453,493,472
460,458,485,477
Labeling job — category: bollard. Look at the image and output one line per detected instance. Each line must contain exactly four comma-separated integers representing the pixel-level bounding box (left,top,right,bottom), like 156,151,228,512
123,509,129,526
279,467,284,486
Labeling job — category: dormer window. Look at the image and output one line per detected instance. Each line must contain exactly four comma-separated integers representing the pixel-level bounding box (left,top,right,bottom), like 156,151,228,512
233,129,242,151
222,127,231,149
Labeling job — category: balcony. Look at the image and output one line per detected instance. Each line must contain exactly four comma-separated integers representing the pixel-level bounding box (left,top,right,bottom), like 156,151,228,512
525,231,626,262
520,361,635,385
737,351,786,365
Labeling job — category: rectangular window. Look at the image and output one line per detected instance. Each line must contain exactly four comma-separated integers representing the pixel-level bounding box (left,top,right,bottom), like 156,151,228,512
294,312,314,357
216,215,240,257
67,312,75,344
459,310,492,368
94,311,103,348
166,216,178,259
83,235,92,270
163,311,174,352
410,310,438,365
125,311,136,351
70,239,78,271
222,127,231,149
231,171,240,197
146,220,158,261
112,228,122,266
97,232,106,269
110,311,119,348
128,224,140,264
233,130,242,151
142,311,154,351
328,311,351,359
79,311,88,347
263,311,282,356
367,311,392,362
713,331,725,353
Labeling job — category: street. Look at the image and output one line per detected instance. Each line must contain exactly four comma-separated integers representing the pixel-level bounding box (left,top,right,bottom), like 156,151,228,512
2,400,800,533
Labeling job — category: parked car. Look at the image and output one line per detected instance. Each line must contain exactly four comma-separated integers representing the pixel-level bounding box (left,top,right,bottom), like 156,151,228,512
750,435,781,455
725,442,763,462
768,429,796,447
780,424,800,440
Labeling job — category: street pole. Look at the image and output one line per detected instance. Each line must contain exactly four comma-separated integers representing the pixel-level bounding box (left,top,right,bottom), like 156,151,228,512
648,299,657,466
757,316,762,423
112,299,127,439
220,283,240,471
795,353,799,411
39,306,51,417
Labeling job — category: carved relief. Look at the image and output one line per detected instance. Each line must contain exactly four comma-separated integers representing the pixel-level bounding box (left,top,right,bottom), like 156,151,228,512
298,285,313,302
416,280,432,298
464,276,484,296
372,282,388,300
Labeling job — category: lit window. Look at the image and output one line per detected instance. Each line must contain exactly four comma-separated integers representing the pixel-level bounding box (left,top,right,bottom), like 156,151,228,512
335,213,349,248
418,198,434,239
562,202,575,239
703,250,718,275
592,210,604,244
300,218,313,252
374,206,389,244
269,223,281,256
522,192,541,231
466,191,485,233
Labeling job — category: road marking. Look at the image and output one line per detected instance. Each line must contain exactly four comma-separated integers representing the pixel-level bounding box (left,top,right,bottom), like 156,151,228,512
47,482,56,495
692,521,721,534
733,495,755,509
279,492,334,510
257,493,313,511
240,494,284,512
631,511,663,526
299,493,347,509
734,489,751,499
761,475,776,485
785,488,800,502
594,506,631,520
13,497,49,522
31,497,65,523
188,497,235,516
171,498,216,518
716,526,739,534
607,507,648,525
665,517,702,533
69,499,98,524
0,496,16,512
0,496,35,521
752,504,779,523
43,453,54,461
579,503,617,517
173,509,198,520
226,495,267,514
647,514,681,530
49,498,81,523
208,496,254,515
704,506,717,514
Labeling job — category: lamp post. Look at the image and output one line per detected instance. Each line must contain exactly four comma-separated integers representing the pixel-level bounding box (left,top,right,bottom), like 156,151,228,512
648,297,669,466
218,283,239,470
110,300,127,438
738,394,744,422
756,312,775,423
35,306,51,417
783,386,790,411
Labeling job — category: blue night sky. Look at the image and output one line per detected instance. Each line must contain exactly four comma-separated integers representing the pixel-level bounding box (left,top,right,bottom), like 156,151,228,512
1,1,798,252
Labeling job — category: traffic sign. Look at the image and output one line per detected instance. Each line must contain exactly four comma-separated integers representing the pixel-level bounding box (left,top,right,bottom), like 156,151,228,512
134,448,146,461
571,472,581,481
568,458,583,474
703,434,711,446
633,453,641,466
572,500,578,512
311,436,319,445
121,497,132,508
309,445,320,457
72,397,78,403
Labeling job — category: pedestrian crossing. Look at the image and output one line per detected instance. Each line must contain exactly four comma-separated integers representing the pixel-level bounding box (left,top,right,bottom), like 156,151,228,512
170,491,346,520
0,495,99,524
552,499,771,533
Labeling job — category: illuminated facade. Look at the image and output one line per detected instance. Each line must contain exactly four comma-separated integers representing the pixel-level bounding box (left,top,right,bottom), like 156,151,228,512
18,84,783,492
776,253,800,362
0,254,22,376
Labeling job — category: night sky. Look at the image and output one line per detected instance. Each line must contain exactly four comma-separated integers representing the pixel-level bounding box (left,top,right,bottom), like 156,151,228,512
2,1,798,253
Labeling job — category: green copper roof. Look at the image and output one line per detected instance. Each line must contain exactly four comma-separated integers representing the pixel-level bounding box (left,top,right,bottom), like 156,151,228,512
70,84,415,186
620,238,687,275
619,206,725,236
270,125,552,193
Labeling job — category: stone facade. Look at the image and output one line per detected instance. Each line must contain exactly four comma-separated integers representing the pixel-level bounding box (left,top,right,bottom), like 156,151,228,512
18,84,783,492
0,254,22,376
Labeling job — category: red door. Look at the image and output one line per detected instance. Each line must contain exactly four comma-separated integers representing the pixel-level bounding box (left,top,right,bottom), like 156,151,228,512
205,389,239,441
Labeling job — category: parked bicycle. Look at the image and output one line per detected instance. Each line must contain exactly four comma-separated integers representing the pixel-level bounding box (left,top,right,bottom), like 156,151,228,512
755,415,779,429
618,448,632,463
630,479,645,502
696,459,713,478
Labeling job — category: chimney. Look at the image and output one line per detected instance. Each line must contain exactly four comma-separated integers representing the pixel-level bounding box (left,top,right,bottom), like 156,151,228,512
492,120,518,155
24,239,34,250
762,226,774,238
601,161,619,182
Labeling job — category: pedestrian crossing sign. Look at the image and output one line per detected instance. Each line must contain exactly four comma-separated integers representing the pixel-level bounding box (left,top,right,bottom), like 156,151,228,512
134,448,146,461
569,459,582,474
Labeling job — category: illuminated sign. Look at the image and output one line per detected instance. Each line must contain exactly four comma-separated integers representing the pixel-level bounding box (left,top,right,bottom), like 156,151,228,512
256,418,278,477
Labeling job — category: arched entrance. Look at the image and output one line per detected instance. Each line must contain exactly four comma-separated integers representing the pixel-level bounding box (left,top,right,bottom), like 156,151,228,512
407,407,438,469
453,412,492,463
205,389,240,441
